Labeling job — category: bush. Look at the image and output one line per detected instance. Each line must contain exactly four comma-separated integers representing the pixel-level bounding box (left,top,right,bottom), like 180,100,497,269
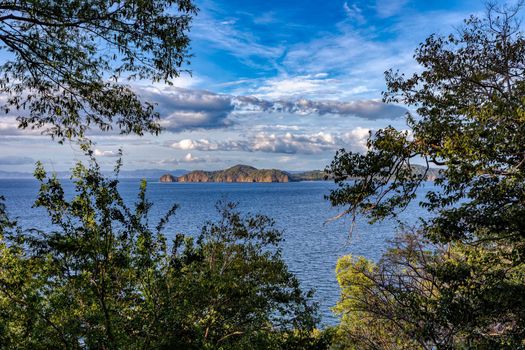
0,156,320,349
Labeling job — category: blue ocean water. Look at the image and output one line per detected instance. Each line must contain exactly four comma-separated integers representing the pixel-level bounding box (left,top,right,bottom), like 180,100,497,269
0,179,433,326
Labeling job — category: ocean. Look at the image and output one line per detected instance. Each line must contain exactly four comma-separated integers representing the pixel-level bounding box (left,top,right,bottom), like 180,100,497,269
0,178,433,326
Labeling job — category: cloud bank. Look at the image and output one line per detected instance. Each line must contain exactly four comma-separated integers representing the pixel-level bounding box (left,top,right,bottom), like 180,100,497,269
138,87,235,132
138,86,406,133
235,95,406,120
0,86,406,137
167,127,370,155
93,149,120,157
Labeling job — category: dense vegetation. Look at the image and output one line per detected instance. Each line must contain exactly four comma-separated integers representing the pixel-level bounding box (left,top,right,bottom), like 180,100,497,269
1,0,524,349
0,2,330,348
327,3,525,349
177,165,291,183
170,164,440,182
0,155,325,349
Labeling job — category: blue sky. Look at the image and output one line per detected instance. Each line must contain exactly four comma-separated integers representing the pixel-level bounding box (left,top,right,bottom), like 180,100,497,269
0,0,487,173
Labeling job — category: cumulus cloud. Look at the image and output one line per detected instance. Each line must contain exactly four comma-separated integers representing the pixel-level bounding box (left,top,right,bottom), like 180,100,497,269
182,153,204,163
168,138,234,152
137,87,235,132
0,86,404,138
93,149,119,157
166,128,371,155
341,126,371,151
0,156,35,165
250,132,337,154
235,95,406,120
167,139,247,152
134,85,405,135
157,153,211,166
240,74,342,100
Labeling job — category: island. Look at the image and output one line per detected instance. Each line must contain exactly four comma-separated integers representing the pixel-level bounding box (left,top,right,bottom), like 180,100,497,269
159,174,177,182
178,165,291,183
159,164,441,183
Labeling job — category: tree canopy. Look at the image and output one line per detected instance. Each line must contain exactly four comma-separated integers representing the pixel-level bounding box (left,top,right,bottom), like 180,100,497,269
328,3,525,348
0,0,197,140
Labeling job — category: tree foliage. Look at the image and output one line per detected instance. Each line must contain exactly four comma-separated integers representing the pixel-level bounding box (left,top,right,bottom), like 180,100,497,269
0,156,321,349
0,0,197,140
328,3,525,349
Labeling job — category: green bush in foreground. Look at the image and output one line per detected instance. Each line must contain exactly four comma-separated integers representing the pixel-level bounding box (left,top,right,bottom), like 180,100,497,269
0,155,322,349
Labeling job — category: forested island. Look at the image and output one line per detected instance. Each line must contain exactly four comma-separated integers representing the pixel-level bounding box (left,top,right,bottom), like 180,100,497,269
160,164,441,183
178,164,291,182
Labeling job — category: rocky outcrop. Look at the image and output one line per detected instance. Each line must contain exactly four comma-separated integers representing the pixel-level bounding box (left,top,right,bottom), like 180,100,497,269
177,171,211,183
159,174,177,182
177,165,290,183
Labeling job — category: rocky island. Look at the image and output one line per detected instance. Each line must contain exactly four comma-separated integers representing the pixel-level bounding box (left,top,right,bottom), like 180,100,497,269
177,165,291,183
159,164,441,183
159,174,177,182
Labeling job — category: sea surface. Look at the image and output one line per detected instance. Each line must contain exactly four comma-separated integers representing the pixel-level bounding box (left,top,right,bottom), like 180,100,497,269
0,179,434,326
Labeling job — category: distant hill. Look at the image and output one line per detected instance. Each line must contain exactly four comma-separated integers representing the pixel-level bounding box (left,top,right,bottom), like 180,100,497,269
289,170,328,181
290,165,441,182
177,165,291,183
167,164,441,183
0,164,440,182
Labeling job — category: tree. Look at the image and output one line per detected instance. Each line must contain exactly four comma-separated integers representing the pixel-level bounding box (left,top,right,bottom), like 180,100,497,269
333,233,470,350
0,0,197,140
0,156,322,349
328,3,525,348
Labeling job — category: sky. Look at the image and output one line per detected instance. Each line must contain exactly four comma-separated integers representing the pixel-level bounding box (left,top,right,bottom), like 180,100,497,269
0,0,488,173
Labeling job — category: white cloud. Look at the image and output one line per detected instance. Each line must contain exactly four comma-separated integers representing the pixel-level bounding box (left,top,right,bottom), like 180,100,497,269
182,153,202,163
135,74,203,90
277,156,294,163
166,128,371,155
246,74,341,100
137,86,235,132
136,86,406,136
93,149,119,157
168,138,246,152
235,95,406,120
342,126,371,152
156,152,215,166
344,2,366,24
375,0,409,18
0,85,401,143
169,139,208,151
251,132,337,154
252,124,301,132
191,11,283,70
